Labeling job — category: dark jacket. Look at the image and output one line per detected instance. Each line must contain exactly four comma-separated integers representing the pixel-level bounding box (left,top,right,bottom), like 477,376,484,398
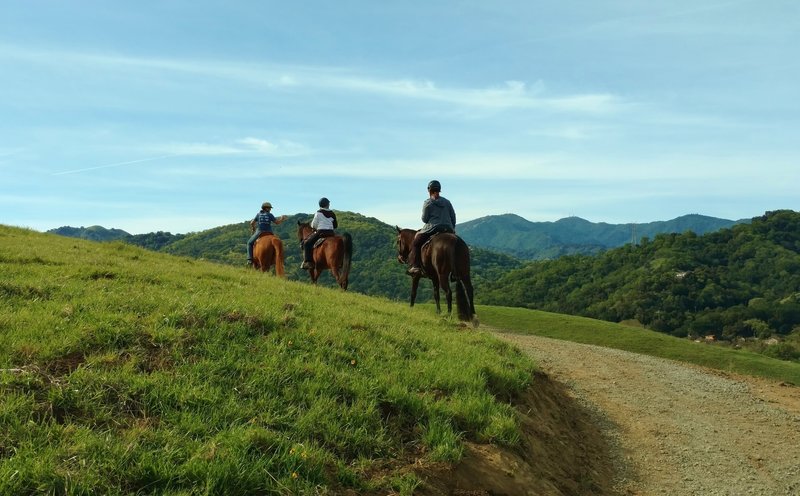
419,196,456,234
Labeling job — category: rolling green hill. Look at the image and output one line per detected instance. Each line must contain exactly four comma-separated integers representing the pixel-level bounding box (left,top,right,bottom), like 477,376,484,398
1,225,535,494
5,224,799,493
457,213,743,259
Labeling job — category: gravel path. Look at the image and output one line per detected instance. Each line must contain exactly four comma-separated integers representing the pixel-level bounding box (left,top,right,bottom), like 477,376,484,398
493,330,800,496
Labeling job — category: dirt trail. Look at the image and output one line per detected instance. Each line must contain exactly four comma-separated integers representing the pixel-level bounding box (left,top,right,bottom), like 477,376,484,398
493,330,800,495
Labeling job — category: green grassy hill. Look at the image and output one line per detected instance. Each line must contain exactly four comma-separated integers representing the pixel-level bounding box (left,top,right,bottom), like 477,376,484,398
5,224,799,494
1,225,534,494
478,306,800,385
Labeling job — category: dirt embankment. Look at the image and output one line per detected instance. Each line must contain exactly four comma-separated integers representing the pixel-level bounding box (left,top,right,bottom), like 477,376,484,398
497,331,800,495
421,330,800,495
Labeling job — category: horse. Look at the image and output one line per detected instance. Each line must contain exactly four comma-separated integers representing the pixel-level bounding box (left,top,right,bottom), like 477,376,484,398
250,225,285,277
395,227,477,325
296,222,353,290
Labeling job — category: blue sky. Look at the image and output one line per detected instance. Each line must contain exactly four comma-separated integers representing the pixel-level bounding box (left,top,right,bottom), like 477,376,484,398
2,1,798,234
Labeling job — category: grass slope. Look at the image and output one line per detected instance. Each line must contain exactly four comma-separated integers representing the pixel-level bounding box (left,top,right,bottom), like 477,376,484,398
478,305,800,385
0,226,534,495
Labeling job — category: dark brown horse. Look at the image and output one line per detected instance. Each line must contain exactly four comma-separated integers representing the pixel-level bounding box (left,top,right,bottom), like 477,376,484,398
297,222,353,290
396,227,477,325
250,226,286,277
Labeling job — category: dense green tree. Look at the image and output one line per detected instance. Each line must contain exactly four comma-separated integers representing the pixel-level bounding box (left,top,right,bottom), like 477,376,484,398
480,210,800,359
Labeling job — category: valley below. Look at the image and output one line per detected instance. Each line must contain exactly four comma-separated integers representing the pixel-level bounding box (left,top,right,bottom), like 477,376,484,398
493,330,800,495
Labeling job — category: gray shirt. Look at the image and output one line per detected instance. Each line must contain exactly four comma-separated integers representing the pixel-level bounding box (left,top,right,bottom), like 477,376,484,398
420,196,456,234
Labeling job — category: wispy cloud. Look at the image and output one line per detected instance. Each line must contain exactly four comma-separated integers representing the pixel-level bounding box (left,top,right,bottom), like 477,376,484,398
150,151,776,182
0,43,626,114
52,154,181,176
236,138,309,156
49,137,312,175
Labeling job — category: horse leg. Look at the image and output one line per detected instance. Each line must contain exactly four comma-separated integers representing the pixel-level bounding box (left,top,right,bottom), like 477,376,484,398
410,275,420,307
431,278,441,314
330,257,342,288
441,272,453,316
463,275,475,315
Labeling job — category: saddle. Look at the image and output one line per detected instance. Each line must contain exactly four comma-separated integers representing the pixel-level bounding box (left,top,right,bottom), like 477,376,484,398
256,232,274,240
312,236,332,248
421,231,455,250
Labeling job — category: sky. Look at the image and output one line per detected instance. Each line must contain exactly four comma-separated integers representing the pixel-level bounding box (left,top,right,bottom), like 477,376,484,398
1,1,798,235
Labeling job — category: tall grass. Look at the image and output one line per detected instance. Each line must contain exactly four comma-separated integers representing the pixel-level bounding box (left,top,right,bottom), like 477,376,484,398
0,226,534,494
478,305,800,385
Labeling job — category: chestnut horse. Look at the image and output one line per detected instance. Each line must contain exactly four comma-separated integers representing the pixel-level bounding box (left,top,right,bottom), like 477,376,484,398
250,226,285,277
396,227,477,325
297,222,353,290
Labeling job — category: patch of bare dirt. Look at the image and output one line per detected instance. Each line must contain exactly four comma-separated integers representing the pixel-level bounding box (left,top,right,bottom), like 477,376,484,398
415,329,800,495
491,331,800,496
418,371,615,496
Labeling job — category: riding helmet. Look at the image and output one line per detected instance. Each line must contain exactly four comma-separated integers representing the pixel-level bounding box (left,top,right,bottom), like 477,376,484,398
319,197,330,208
427,180,441,192
262,201,272,209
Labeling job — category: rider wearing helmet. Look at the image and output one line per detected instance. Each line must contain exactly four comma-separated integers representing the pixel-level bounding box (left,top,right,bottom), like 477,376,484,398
407,180,456,275
300,197,338,270
247,201,288,266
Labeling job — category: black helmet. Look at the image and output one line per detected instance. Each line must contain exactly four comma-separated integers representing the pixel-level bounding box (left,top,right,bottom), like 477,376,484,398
318,197,330,208
427,180,441,192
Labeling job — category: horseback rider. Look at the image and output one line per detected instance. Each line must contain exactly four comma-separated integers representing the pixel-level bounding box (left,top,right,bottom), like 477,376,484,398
247,201,287,266
407,180,456,276
300,197,338,270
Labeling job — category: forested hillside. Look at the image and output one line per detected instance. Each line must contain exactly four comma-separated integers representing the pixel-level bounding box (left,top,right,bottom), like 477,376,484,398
458,213,743,259
479,210,800,361
118,212,525,301
48,225,132,242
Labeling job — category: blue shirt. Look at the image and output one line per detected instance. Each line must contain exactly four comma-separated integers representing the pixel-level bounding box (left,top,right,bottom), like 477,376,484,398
254,211,277,232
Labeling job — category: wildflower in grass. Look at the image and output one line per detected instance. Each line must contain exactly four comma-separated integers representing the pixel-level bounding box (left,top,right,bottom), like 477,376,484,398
291,472,299,479
350,359,357,366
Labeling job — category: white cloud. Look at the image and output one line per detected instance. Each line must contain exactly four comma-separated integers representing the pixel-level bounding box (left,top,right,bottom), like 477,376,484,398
147,150,800,196
237,138,309,156
1,43,626,114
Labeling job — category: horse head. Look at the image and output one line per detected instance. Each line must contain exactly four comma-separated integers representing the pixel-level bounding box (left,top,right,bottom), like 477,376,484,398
395,227,414,264
297,221,312,243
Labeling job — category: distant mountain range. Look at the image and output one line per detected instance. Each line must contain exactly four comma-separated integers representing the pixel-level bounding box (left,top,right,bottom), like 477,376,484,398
49,213,745,261
46,212,748,300
456,213,746,259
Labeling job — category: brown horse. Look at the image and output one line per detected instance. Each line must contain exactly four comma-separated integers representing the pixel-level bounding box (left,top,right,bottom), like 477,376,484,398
396,227,477,325
250,226,285,277
297,222,353,290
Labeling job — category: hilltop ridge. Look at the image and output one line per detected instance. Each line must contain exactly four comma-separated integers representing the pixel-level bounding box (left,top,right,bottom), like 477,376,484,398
457,213,743,259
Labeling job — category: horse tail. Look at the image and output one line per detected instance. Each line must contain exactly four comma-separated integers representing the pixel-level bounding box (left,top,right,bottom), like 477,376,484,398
453,237,476,323
274,238,285,278
340,232,353,290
